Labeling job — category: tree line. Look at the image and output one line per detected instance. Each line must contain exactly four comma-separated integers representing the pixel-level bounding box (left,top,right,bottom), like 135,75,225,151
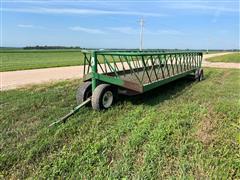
23,46,81,50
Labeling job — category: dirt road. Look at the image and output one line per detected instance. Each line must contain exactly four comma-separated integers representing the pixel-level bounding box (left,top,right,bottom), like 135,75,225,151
1,52,239,91
1,66,84,91
202,52,240,69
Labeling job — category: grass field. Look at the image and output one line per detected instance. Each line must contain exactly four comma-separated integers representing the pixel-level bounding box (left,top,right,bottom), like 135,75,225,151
207,53,240,63
1,68,239,179
0,50,84,72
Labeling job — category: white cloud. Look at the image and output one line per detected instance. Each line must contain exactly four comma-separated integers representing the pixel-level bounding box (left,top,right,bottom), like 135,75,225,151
167,3,238,13
108,27,138,34
69,26,105,34
68,25,183,36
150,29,184,35
107,27,183,35
17,24,45,29
156,29,183,35
2,7,167,17
18,24,34,28
3,0,51,3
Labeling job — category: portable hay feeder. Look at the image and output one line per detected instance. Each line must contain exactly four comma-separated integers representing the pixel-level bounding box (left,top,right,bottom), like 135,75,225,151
77,50,203,110
50,50,203,126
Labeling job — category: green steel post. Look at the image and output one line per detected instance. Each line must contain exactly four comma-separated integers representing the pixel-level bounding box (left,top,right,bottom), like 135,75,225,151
91,51,98,92
200,53,203,68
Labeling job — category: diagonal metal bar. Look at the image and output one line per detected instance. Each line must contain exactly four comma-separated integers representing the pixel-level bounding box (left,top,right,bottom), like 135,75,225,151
165,55,171,77
119,56,127,77
103,55,108,73
150,55,159,81
141,55,152,83
103,55,119,77
111,55,120,72
175,54,179,74
158,55,165,79
170,54,175,75
135,55,145,83
124,56,142,83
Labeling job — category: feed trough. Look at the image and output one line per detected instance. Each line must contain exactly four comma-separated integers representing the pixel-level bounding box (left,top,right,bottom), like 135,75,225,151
50,50,203,126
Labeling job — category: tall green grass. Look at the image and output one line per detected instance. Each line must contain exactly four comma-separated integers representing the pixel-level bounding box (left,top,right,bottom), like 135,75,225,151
0,68,239,178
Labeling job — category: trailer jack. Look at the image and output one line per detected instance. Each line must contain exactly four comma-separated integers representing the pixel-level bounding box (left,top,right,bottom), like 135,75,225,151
49,98,91,127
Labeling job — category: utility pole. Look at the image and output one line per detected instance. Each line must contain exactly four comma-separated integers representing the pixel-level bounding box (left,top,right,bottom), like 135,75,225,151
139,18,144,51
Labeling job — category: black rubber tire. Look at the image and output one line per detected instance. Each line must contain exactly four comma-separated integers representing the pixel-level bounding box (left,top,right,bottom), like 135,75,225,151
198,69,204,81
76,81,92,105
91,84,117,110
195,68,204,81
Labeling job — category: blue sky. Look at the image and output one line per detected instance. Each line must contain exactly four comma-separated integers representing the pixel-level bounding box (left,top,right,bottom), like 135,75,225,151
1,0,239,49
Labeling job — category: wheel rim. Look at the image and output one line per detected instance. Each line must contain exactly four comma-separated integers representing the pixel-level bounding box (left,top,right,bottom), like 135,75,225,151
195,70,199,79
102,91,113,108
199,70,203,81
200,74,203,81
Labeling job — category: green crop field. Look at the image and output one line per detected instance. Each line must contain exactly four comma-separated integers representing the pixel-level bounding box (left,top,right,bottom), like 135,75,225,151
207,53,240,63
0,50,84,72
1,68,239,179
0,49,120,72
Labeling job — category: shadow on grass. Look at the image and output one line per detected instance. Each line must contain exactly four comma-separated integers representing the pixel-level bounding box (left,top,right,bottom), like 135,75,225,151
117,75,196,107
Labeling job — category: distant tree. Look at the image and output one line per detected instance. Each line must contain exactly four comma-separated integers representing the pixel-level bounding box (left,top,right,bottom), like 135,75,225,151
23,45,81,50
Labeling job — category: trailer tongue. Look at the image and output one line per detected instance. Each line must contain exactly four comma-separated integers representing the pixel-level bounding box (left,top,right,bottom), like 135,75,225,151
49,98,91,127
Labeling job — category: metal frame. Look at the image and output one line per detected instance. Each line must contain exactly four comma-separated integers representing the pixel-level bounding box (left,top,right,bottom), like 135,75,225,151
82,50,203,93
50,50,203,126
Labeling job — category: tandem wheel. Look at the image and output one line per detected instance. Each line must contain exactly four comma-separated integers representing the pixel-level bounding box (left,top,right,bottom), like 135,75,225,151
76,81,92,105
195,68,204,81
91,84,117,110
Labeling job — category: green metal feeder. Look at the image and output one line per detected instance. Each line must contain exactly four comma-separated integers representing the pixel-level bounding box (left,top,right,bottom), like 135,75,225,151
50,50,203,126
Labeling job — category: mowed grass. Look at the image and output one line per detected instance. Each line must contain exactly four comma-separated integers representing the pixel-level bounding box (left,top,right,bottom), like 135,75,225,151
0,50,84,72
1,68,240,179
207,53,240,63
